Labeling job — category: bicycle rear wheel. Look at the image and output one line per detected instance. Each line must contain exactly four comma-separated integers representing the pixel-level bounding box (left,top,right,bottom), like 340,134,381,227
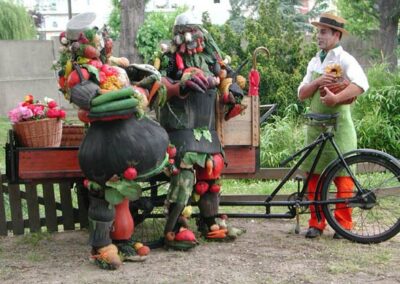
321,150,400,243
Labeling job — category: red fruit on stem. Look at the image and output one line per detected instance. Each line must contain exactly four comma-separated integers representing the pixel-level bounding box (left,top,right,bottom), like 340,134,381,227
168,158,175,165
123,167,137,180
172,167,180,176
195,181,209,196
83,179,89,188
210,184,221,193
167,145,177,158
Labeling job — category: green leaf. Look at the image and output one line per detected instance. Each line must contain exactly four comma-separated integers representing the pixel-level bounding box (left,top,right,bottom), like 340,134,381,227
118,181,142,201
104,189,124,205
202,130,212,143
193,128,203,141
82,64,100,82
182,152,207,167
106,180,142,201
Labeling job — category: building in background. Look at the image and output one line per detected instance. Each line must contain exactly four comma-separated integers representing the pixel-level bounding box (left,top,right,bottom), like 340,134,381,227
146,0,231,25
17,0,112,40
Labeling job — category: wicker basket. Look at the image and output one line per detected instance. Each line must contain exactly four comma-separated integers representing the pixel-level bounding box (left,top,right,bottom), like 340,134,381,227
61,124,85,146
13,118,63,147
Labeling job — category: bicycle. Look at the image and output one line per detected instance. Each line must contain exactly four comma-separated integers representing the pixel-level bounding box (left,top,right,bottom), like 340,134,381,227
131,112,400,245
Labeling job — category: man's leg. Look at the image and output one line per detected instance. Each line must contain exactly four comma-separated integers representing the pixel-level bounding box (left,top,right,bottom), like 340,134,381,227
333,176,354,230
306,174,326,238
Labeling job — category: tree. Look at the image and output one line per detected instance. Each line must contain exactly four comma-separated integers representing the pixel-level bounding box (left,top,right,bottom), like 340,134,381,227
119,0,145,63
228,0,328,33
337,0,400,70
0,1,36,39
108,0,121,40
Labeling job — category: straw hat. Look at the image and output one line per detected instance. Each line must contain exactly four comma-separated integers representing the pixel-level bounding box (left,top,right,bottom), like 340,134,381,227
311,12,348,35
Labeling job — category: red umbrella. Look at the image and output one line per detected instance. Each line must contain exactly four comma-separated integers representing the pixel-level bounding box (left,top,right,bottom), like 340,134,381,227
248,47,270,96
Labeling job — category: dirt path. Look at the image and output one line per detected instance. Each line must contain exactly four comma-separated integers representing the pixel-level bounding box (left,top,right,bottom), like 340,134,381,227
1,218,400,284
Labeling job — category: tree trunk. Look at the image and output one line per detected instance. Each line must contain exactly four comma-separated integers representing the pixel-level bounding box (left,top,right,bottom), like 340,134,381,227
378,0,399,71
119,0,145,63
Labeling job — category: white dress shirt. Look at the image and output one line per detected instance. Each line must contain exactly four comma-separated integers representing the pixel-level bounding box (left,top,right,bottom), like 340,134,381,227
298,45,369,94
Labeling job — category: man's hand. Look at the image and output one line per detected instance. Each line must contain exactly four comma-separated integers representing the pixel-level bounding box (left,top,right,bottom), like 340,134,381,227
320,87,338,106
316,73,336,87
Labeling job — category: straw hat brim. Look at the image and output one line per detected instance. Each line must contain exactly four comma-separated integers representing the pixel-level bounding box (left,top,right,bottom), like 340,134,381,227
311,21,349,36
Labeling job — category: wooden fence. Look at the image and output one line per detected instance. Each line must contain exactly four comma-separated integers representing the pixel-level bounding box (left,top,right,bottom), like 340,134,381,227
0,175,88,236
0,168,302,236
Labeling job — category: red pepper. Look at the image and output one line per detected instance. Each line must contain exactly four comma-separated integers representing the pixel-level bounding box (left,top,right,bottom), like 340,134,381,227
175,53,184,70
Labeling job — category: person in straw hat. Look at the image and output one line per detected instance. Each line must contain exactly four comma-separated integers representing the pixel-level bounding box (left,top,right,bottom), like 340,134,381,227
297,12,369,239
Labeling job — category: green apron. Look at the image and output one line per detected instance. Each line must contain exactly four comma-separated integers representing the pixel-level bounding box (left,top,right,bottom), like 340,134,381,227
300,72,357,175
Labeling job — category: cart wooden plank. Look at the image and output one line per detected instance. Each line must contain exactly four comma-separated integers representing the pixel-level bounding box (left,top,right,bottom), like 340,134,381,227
18,148,82,180
8,184,24,235
223,146,257,174
25,183,41,233
59,182,75,230
42,183,58,232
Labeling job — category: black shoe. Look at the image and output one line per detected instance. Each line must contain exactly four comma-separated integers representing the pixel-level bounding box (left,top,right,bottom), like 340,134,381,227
305,227,323,239
333,232,343,239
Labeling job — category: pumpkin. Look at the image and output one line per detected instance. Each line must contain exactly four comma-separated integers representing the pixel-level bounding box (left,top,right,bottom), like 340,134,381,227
79,116,169,185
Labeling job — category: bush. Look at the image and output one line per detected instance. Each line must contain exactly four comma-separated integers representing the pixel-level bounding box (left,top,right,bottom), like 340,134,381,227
260,115,304,167
136,8,186,63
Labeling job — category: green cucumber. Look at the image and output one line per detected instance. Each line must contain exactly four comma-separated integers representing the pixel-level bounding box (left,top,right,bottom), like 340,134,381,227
90,97,139,113
91,87,135,106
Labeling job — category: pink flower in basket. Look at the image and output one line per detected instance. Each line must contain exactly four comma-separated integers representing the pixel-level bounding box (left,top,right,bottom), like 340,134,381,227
8,95,66,123
9,95,66,147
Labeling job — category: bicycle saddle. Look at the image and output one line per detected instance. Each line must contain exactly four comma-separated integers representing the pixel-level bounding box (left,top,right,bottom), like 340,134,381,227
304,112,339,121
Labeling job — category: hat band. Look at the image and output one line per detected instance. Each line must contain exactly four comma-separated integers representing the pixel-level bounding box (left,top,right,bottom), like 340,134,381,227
319,17,344,29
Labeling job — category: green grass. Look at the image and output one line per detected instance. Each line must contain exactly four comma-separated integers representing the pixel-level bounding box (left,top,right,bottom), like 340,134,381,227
0,117,11,172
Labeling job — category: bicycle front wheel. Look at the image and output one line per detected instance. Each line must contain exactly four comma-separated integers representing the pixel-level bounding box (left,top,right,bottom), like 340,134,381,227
321,150,400,243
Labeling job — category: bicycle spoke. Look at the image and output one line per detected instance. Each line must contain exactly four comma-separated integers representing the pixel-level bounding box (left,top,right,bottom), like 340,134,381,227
321,152,400,243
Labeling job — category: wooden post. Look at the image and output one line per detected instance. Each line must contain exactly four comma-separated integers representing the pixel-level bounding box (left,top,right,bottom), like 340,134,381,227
8,184,24,235
59,182,75,230
42,183,58,232
25,184,41,233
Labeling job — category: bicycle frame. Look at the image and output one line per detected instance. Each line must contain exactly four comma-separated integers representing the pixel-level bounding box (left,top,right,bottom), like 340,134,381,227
218,128,361,219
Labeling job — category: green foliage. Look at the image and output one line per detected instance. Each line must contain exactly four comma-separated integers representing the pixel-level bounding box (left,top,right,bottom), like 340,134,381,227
260,115,304,167
336,0,379,39
353,64,400,158
136,8,186,63
0,1,36,39
241,1,316,116
107,0,121,40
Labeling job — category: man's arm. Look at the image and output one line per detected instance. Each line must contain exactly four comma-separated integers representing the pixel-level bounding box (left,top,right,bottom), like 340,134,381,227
298,74,336,101
321,83,364,106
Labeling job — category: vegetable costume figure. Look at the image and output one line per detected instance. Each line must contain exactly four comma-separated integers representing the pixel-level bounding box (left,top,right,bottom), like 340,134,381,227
56,13,170,269
154,11,246,249
297,13,369,239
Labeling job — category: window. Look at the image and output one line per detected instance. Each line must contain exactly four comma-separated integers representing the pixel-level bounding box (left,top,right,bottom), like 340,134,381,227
214,0,220,3
52,21,58,28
